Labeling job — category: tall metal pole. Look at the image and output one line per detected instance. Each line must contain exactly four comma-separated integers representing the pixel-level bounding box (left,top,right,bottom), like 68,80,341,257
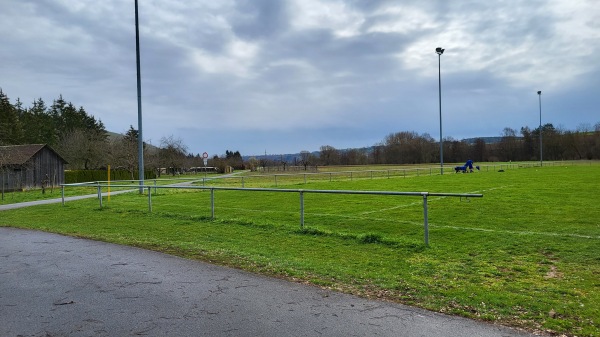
537,91,542,167
135,0,144,193
436,47,445,175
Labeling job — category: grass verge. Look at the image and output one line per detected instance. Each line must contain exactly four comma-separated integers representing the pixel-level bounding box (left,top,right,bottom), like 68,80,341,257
1,164,599,336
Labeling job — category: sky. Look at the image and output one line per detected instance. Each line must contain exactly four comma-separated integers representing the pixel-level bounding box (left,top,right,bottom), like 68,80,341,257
1,0,599,157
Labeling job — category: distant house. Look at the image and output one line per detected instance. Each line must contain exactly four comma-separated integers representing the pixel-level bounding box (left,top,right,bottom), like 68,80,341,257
0,144,67,192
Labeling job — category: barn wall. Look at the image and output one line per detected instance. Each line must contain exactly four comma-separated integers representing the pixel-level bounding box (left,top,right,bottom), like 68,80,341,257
29,147,65,188
1,167,26,192
0,146,65,192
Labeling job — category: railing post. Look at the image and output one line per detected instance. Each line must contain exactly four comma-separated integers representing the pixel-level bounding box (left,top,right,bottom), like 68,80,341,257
210,188,215,219
275,175,278,187
147,186,152,213
61,186,65,206
242,177,245,188
154,179,157,194
299,190,304,228
422,193,429,246
97,184,102,208
329,172,332,182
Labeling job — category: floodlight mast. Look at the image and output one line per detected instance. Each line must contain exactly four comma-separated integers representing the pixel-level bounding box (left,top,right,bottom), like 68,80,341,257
135,0,144,193
436,47,445,175
537,90,542,167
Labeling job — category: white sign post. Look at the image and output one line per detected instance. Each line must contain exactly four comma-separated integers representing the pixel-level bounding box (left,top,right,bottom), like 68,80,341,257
202,152,209,179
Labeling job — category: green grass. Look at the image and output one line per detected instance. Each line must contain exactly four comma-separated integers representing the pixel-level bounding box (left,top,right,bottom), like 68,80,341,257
1,163,599,336
0,185,96,204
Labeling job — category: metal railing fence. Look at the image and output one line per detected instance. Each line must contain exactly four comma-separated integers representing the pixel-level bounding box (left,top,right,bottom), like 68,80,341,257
61,183,482,246
191,160,576,188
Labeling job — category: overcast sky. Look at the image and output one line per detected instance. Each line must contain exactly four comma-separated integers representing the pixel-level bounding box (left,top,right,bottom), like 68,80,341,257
1,0,599,157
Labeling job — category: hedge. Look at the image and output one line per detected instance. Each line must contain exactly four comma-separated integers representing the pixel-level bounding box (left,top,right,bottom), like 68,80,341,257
65,170,157,184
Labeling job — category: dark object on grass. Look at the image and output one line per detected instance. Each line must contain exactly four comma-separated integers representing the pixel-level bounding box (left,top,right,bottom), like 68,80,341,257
454,160,480,173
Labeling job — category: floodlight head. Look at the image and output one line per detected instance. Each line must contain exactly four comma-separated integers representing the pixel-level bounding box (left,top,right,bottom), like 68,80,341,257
537,90,542,95
435,47,445,55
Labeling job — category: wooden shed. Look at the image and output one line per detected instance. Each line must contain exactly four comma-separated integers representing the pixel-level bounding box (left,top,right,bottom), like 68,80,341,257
0,144,67,192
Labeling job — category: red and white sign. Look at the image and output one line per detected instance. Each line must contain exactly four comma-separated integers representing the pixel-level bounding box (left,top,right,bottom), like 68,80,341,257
202,152,209,159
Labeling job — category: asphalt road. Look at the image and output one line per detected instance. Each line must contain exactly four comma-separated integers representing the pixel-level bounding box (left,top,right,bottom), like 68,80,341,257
0,227,538,337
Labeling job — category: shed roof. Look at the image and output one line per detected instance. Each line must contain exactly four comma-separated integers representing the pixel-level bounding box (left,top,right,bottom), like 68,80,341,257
0,144,67,165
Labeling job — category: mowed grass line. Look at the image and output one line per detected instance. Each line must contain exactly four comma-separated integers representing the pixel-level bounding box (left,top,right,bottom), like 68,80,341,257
1,165,599,336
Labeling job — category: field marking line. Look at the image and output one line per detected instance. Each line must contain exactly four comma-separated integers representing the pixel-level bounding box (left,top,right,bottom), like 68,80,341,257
218,205,600,240
433,225,600,240
357,185,515,216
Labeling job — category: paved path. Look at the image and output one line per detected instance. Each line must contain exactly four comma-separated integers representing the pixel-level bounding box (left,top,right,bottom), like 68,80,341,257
0,228,537,337
0,172,244,211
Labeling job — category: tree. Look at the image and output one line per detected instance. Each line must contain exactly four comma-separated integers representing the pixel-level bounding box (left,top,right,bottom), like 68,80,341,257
446,138,469,163
382,131,434,164
110,126,140,180
561,124,591,160
58,129,108,170
160,135,188,176
471,138,487,162
299,151,312,170
370,145,384,164
223,150,244,170
535,123,562,160
47,95,106,144
497,127,519,161
247,157,259,171
340,148,368,165
319,145,340,166
383,131,414,164
18,98,54,145
520,127,535,160
0,89,24,145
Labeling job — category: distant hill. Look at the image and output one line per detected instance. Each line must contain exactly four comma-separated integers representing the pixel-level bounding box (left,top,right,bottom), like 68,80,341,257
106,131,159,152
106,131,125,142
461,136,508,144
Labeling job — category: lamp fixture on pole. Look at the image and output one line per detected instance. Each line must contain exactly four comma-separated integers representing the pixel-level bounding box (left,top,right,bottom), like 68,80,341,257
436,47,445,175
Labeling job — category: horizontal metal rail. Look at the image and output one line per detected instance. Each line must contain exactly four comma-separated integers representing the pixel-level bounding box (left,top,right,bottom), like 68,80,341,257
61,183,483,246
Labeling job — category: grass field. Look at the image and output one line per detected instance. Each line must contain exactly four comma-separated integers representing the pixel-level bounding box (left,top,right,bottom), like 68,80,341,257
1,163,599,336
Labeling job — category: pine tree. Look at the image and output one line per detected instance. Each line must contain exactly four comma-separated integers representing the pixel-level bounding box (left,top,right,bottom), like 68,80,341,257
0,89,24,145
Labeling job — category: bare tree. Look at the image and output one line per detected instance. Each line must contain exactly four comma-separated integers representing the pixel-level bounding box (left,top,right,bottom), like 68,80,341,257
319,145,340,166
471,138,487,162
299,151,312,170
57,129,107,170
497,127,519,161
159,135,188,176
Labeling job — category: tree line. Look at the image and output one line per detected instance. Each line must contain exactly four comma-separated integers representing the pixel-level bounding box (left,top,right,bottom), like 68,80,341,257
0,89,206,176
310,124,600,167
2,88,599,174
254,124,600,169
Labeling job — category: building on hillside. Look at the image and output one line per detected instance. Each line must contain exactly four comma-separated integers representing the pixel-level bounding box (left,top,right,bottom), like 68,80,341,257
0,144,67,192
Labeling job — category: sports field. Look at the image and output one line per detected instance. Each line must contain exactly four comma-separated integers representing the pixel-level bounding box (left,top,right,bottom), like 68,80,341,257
1,163,599,336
